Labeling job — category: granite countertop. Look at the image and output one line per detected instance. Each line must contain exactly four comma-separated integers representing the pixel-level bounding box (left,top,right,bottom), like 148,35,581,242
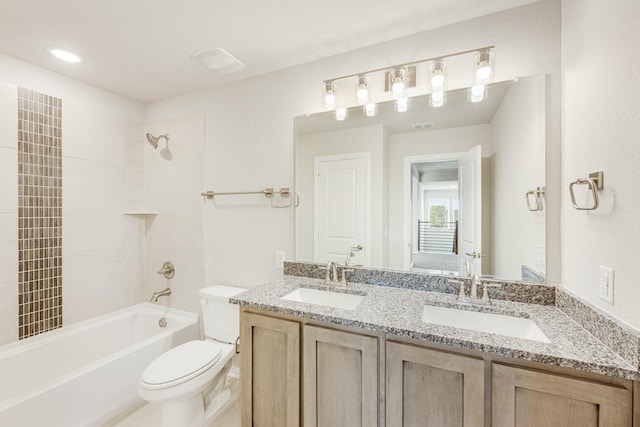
231,275,639,380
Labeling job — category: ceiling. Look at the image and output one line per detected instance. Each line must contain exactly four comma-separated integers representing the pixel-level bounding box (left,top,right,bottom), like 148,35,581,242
0,0,536,103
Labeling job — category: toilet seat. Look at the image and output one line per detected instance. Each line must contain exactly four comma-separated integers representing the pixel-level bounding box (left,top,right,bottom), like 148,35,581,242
141,340,223,389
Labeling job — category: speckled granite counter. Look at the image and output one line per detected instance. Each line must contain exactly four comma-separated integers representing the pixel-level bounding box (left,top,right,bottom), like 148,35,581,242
231,275,639,380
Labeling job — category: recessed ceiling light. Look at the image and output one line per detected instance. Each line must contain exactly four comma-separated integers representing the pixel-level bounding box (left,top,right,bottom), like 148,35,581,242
192,47,244,74
47,47,83,63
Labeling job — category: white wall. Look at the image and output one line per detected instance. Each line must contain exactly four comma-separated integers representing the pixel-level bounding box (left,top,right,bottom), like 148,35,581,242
562,1,640,328
0,53,145,343
490,75,545,280
145,0,561,288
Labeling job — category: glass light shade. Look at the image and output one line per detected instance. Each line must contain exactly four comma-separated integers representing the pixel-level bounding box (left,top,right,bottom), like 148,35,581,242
356,87,369,104
335,107,347,121
473,50,494,85
324,93,336,109
468,84,487,103
430,91,446,108
395,96,409,112
364,102,377,117
430,60,447,92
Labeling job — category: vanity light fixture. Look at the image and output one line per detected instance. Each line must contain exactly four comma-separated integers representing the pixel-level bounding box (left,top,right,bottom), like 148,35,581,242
324,81,336,110
356,75,369,104
48,47,82,63
321,46,494,120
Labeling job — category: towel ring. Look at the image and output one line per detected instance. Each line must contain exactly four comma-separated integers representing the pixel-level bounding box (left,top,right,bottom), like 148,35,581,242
569,171,603,210
525,186,545,211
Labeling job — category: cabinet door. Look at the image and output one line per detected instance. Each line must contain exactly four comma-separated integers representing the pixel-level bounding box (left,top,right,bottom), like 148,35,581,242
386,341,485,427
303,325,378,427
492,364,632,427
240,312,300,427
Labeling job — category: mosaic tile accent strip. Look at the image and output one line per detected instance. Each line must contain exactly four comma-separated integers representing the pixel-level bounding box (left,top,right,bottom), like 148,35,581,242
284,261,556,305
17,87,63,339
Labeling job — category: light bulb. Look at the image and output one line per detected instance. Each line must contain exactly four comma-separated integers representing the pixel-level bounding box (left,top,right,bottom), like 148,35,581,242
476,65,492,82
392,81,405,97
431,91,445,108
396,96,409,112
335,107,347,121
364,102,377,117
469,85,487,103
431,74,445,88
48,48,82,63
356,87,369,104
324,93,336,109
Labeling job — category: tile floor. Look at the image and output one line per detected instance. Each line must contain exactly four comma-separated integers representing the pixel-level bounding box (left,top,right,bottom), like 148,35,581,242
112,376,240,427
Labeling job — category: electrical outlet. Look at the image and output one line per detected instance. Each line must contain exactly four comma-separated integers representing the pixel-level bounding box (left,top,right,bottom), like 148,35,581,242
599,265,615,304
275,251,286,268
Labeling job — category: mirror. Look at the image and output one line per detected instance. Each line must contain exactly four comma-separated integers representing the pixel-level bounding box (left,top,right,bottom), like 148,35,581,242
294,75,546,283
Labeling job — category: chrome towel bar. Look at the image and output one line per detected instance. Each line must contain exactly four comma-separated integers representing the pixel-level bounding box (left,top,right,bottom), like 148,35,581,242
200,187,299,208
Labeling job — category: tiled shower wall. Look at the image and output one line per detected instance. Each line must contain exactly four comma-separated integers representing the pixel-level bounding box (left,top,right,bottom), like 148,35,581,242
17,88,63,339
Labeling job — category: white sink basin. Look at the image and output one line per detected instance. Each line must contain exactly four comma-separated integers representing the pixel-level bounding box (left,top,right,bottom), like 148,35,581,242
281,288,365,310
422,305,550,343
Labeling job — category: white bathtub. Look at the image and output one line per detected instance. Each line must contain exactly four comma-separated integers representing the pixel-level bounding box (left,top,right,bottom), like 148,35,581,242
0,303,199,427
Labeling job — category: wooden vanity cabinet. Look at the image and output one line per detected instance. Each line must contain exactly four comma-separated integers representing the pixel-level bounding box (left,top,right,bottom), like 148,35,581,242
303,325,379,427
492,364,632,427
386,341,485,427
240,311,300,427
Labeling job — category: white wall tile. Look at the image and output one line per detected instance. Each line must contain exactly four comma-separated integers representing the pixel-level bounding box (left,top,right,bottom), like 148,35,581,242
145,214,203,265
125,121,144,168
0,277,17,345
0,82,16,149
63,158,125,214
63,262,131,325
125,166,145,211
144,163,204,214
63,101,127,164
0,214,17,280
0,147,17,213
144,113,204,167
145,261,203,315
63,213,125,269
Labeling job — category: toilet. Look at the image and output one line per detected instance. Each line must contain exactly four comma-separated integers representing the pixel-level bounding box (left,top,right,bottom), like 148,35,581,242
139,285,245,427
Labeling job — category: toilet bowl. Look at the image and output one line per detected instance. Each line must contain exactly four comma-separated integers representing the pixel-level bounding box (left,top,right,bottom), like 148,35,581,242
138,285,245,427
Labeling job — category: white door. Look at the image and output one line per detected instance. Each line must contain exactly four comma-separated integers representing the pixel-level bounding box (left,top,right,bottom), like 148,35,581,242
457,145,482,274
314,154,368,265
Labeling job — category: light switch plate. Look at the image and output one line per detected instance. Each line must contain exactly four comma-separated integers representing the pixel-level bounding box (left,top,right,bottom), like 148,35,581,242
275,251,286,268
599,265,615,304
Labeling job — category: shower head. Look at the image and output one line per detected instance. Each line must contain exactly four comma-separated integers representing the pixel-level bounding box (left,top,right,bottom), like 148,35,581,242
146,133,169,149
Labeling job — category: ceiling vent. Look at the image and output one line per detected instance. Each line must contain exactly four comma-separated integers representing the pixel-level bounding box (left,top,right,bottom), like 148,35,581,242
412,122,435,130
192,47,244,74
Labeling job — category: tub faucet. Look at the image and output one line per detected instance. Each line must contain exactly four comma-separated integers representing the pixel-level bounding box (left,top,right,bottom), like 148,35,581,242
150,288,172,302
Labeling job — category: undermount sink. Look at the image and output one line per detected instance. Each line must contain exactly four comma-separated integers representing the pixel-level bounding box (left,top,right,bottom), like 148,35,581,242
422,305,550,343
281,288,365,311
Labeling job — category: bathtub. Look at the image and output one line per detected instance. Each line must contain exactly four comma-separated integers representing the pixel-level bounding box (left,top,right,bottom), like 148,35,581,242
0,303,199,427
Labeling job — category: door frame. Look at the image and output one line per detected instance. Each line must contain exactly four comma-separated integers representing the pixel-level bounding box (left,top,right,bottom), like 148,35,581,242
314,152,371,267
403,151,477,271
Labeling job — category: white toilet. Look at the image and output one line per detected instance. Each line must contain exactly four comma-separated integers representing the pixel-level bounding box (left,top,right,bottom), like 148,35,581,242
139,285,245,427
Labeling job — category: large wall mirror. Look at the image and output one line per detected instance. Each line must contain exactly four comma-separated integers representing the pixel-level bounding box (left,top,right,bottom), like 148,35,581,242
294,74,546,283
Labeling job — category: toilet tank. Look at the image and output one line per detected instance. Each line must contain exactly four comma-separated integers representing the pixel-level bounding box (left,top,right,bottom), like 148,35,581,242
199,285,246,344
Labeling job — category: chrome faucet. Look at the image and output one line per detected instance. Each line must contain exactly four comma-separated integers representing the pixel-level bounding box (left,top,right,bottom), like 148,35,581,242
149,287,172,302
318,261,342,285
448,279,501,305
344,244,363,267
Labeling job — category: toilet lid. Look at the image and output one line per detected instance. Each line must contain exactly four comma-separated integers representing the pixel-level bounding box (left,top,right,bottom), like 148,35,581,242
141,340,223,386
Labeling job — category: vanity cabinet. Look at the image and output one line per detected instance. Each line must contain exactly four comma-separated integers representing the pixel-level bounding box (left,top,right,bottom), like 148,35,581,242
386,341,485,427
303,325,379,427
492,364,632,427
240,312,300,427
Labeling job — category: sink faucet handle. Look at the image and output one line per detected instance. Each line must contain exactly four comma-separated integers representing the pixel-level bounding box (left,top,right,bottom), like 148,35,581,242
341,268,355,285
481,282,502,303
448,279,466,301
